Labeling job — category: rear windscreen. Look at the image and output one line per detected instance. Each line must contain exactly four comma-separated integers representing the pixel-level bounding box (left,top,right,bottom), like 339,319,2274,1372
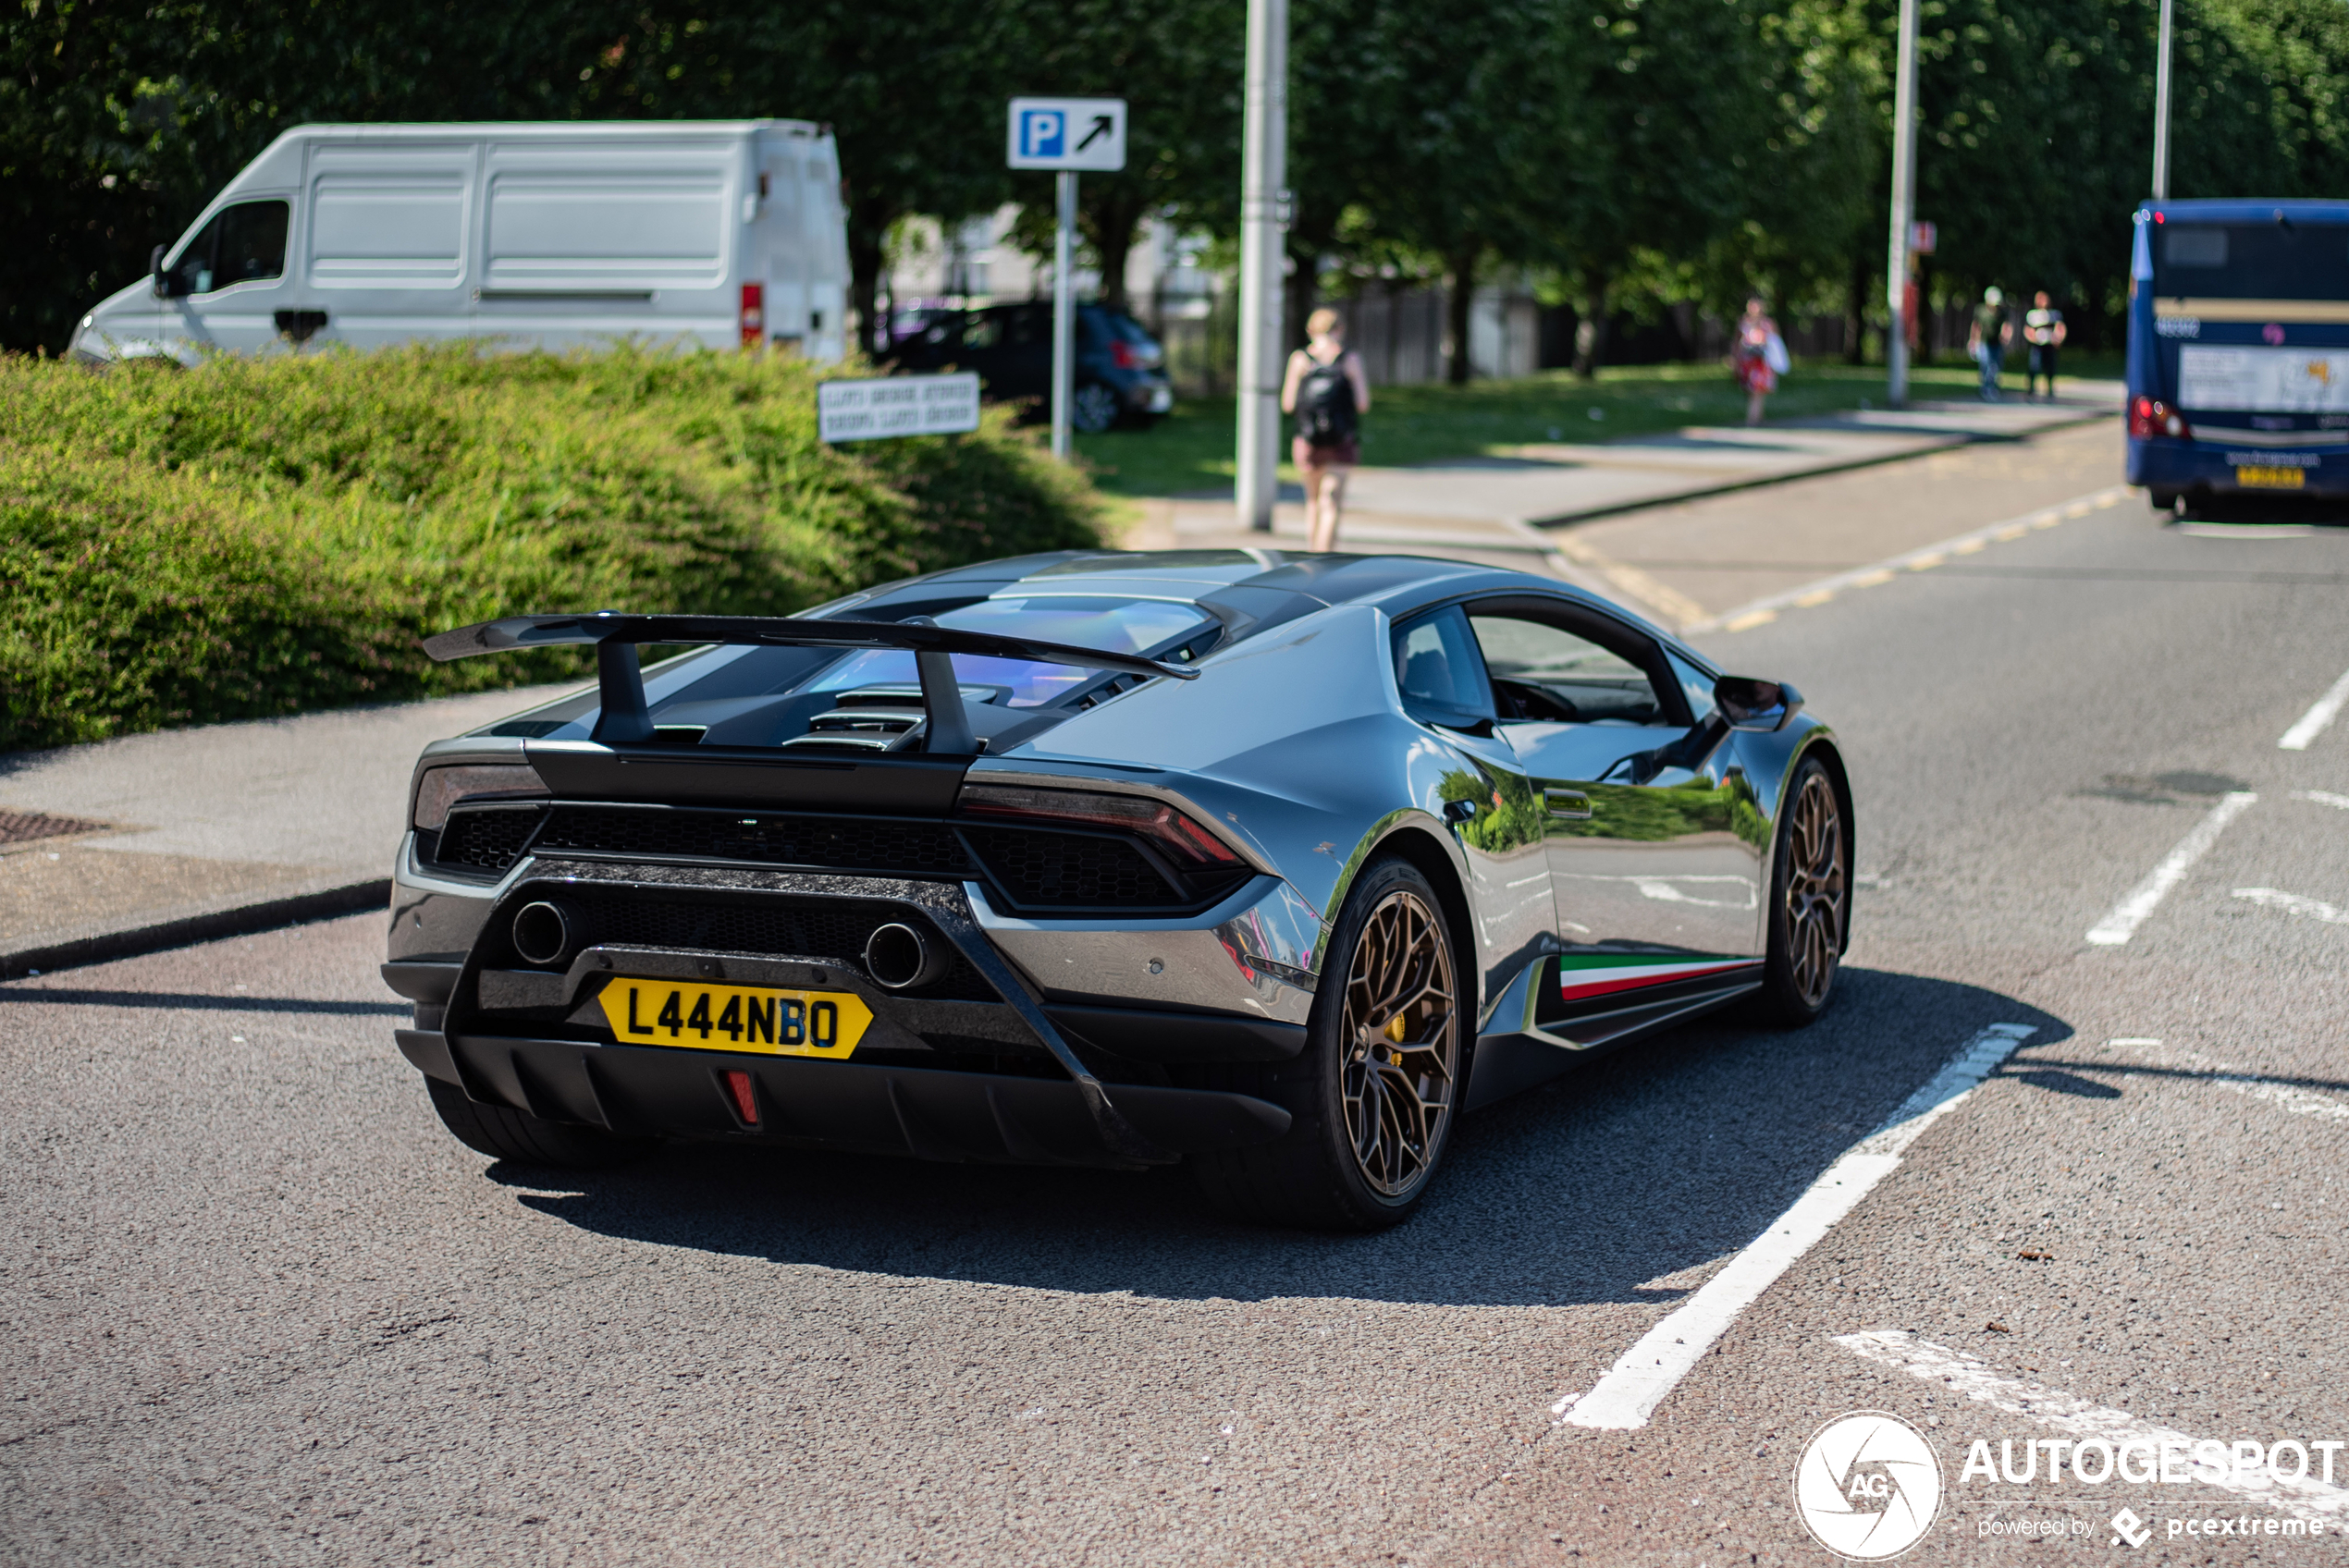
799,596,1216,707
2153,223,2349,300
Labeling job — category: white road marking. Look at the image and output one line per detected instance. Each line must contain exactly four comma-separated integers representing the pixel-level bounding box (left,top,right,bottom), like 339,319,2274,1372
1834,1330,2349,1529
2280,664,2349,750
1684,484,2133,635
2085,791,2257,946
1558,1023,2035,1430
2294,790,2349,810
2233,887,2349,925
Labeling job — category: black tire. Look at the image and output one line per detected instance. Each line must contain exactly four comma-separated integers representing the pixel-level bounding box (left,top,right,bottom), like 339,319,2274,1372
424,1076,648,1170
2148,488,2179,513
1191,856,1465,1231
1071,382,1122,435
1752,756,1850,1027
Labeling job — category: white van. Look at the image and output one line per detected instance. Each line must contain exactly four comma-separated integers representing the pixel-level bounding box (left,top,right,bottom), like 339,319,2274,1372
68,120,851,365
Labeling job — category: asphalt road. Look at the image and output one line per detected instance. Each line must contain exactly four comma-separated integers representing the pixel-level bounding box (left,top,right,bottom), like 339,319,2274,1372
5,424,2347,1566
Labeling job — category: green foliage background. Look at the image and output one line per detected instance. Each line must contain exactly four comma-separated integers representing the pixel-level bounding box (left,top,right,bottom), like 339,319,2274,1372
16,2,2349,361
0,344,1101,750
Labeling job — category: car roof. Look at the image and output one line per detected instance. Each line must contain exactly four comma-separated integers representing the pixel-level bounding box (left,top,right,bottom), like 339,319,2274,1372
844,549,1703,662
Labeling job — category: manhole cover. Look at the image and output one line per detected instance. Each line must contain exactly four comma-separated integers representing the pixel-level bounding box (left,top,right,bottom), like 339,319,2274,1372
0,810,112,845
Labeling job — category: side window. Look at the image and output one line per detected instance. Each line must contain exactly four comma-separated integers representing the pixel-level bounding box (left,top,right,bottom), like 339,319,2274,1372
1469,610,1677,726
1393,606,1494,727
166,200,289,296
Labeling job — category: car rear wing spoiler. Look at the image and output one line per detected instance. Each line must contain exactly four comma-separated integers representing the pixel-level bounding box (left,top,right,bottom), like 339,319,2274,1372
422,611,1199,750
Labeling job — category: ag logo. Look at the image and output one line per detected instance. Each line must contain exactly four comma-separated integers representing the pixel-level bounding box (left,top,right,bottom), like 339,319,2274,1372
1792,1411,1942,1560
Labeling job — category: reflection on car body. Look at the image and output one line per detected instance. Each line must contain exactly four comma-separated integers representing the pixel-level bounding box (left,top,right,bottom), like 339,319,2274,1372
384,551,1851,1229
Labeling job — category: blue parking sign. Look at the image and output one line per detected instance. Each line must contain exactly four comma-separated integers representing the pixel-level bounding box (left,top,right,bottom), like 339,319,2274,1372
1006,97,1127,171
1020,109,1065,160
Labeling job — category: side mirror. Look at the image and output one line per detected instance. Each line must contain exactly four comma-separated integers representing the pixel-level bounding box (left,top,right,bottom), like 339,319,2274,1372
150,244,167,297
1715,675,1804,732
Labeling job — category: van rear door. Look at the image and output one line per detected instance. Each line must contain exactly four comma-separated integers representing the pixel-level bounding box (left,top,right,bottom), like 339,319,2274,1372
303,140,475,348
748,131,848,361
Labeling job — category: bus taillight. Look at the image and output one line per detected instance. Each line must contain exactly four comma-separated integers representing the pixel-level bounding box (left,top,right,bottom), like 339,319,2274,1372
741,283,765,349
2130,396,2191,441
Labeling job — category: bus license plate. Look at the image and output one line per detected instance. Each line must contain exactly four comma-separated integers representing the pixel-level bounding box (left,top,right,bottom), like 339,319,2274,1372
597,979,871,1060
2235,465,2306,489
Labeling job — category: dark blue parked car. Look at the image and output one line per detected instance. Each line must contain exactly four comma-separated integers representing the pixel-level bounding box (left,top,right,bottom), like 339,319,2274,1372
892,301,1174,433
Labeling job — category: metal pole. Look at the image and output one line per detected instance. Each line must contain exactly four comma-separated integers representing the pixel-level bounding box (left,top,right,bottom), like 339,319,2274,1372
1884,0,1920,410
1052,169,1077,460
1235,0,1287,532
2152,0,2173,198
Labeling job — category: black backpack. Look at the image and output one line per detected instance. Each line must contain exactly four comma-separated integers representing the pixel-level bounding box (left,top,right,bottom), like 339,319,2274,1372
1296,357,1357,442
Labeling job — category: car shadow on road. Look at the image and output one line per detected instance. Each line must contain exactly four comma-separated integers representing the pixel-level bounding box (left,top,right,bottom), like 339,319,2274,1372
501,966,2068,1309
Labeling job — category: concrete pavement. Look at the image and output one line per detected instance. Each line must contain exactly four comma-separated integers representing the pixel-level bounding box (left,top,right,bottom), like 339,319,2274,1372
0,684,573,976
1119,386,2121,582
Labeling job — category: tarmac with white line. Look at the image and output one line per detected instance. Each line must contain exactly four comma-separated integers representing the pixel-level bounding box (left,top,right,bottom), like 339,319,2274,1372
5,419,2348,1564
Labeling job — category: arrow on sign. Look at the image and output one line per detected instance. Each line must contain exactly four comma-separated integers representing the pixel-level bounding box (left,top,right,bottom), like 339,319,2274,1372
1076,114,1114,153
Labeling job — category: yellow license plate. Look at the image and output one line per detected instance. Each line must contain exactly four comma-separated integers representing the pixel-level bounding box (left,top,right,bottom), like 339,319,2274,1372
2235,465,2306,488
597,979,871,1060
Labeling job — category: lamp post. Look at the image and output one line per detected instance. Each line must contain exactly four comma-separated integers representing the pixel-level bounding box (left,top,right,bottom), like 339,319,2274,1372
1884,0,1920,410
2152,0,2174,198
1235,0,1287,532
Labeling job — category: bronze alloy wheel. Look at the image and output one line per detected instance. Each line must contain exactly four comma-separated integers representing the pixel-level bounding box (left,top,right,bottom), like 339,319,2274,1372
1782,769,1847,1008
1338,888,1460,1198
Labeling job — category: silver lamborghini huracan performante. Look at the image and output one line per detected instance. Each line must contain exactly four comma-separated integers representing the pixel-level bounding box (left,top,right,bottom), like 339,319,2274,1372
384,551,1851,1230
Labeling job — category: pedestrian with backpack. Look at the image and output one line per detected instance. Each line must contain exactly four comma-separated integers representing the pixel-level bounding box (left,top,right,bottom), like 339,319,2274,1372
1282,308,1372,551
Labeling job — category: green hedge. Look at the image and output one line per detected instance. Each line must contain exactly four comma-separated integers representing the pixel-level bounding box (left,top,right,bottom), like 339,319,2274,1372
0,345,1102,750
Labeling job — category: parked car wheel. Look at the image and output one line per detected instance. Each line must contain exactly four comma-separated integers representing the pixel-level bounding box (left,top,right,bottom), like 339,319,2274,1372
1071,381,1123,435
424,1076,649,1169
1192,856,1463,1231
1751,757,1848,1026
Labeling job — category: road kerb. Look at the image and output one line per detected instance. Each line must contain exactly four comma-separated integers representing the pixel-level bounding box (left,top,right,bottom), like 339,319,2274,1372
0,878,391,980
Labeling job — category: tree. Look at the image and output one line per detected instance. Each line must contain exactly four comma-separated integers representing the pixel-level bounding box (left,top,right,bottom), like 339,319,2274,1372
997,0,1244,313
1350,0,1575,383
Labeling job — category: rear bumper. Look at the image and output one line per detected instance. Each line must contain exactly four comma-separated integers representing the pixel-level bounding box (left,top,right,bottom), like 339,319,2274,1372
2127,435,2349,496
400,1028,1290,1169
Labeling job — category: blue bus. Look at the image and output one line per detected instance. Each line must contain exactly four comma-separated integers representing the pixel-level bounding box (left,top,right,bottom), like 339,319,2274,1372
2127,198,2349,512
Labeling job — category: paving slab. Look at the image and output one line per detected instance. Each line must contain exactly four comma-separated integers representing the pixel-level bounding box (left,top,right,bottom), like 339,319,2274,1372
0,683,574,974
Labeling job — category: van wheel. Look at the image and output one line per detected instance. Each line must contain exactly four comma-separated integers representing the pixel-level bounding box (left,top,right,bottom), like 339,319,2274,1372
424,1076,647,1169
1072,382,1122,435
2148,488,2178,513
1190,857,1464,1231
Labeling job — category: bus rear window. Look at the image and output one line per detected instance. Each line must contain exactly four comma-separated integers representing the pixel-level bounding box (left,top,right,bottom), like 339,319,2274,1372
2152,223,2349,300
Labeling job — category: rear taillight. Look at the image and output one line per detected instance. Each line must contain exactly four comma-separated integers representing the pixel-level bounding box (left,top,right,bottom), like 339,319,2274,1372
957,784,1242,868
740,283,765,349
2129,395,2191,440
1110,339,1138,370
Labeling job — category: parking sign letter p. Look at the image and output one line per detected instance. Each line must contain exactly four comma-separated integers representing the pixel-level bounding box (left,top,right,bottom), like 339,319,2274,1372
1022,110,1064,159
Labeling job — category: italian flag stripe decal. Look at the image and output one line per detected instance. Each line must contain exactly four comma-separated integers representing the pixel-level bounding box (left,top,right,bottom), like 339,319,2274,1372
1556,953,1762,1002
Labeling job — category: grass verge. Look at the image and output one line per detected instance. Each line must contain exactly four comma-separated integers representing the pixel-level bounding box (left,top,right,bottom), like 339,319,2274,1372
0,344,1101,751
1075,357,2122,498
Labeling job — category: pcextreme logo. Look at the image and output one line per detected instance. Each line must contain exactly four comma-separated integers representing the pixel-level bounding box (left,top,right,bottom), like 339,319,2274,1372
1793,1412,1945,1561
